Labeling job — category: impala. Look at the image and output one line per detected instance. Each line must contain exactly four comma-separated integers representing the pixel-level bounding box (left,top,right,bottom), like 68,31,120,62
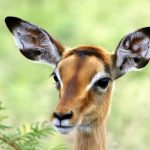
5,16,150,150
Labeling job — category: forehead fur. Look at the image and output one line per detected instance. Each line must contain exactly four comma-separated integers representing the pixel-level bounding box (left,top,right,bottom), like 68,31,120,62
61,46,112,74
59,53,105,78
57,46,113,87
64,46,110,59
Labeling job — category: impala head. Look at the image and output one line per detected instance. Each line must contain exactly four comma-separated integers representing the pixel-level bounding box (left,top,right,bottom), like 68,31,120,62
5,17,150,134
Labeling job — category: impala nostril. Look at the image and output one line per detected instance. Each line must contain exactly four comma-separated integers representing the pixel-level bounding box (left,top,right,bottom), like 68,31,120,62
53,111,73,121
53,112,60,119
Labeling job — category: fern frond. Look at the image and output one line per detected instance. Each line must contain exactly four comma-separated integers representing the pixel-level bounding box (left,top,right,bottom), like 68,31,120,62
51,144,66,150
0,101,65,150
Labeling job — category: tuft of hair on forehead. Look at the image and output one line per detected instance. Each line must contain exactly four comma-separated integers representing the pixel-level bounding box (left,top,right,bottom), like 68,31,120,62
64,46,110,59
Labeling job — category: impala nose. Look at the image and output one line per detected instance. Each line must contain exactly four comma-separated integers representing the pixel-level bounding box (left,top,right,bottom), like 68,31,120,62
53,111,73,121
52,111,75,134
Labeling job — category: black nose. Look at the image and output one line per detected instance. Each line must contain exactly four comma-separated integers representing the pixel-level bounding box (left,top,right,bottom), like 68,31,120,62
53,111,73,121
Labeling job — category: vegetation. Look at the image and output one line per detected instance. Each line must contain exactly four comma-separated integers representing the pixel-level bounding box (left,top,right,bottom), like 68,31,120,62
0,102,65,150
0,0,150,149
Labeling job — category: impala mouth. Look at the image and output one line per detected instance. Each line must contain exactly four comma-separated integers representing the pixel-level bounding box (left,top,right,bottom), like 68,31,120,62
55,125,74,128
54,125,75,134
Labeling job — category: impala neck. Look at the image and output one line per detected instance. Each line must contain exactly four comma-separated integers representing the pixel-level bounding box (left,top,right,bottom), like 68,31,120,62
73,86,112,150
74,120,107,150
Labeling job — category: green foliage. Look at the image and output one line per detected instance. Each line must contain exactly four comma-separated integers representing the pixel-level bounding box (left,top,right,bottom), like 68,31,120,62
0,102,65,150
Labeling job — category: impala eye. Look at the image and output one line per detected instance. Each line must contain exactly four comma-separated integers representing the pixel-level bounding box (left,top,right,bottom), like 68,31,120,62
53,74,59,83
95,77,110,89
52,73,60,89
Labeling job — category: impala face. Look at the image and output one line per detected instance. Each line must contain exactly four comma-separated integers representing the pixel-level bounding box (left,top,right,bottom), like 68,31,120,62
5,17,150,135
51,48,113,134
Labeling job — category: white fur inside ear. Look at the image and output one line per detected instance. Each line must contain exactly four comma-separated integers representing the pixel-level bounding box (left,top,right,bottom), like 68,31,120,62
116,47,139,74
140,39,150,59
116,47,132,68
116,30,150,74
11,21,61,64
130,32,150,60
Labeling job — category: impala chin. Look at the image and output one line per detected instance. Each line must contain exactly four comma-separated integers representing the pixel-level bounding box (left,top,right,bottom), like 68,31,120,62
52,118,77,134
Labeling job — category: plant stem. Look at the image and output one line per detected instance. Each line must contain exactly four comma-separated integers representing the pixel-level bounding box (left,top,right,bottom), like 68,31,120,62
0,135,20,150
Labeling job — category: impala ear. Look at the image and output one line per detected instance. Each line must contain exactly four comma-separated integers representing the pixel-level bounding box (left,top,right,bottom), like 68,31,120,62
5,16,64,65
113,27,150,79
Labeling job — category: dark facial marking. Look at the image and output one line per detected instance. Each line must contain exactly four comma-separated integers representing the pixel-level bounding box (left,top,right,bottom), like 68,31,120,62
68,49,102,59
20,49,42,60
5,16,22,33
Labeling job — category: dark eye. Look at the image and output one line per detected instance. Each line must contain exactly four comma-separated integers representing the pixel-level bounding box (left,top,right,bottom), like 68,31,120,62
53,74,60,89
53,74,59,83
95,77,110,89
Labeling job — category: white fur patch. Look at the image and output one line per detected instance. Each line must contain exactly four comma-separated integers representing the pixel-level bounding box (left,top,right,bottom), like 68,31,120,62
52,118,75,134
86,72,110,91
55,68,63,88
53,118,70,127
79,124,92,133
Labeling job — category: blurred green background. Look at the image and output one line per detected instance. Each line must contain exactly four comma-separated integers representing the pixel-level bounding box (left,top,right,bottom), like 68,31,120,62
0,0,150,149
